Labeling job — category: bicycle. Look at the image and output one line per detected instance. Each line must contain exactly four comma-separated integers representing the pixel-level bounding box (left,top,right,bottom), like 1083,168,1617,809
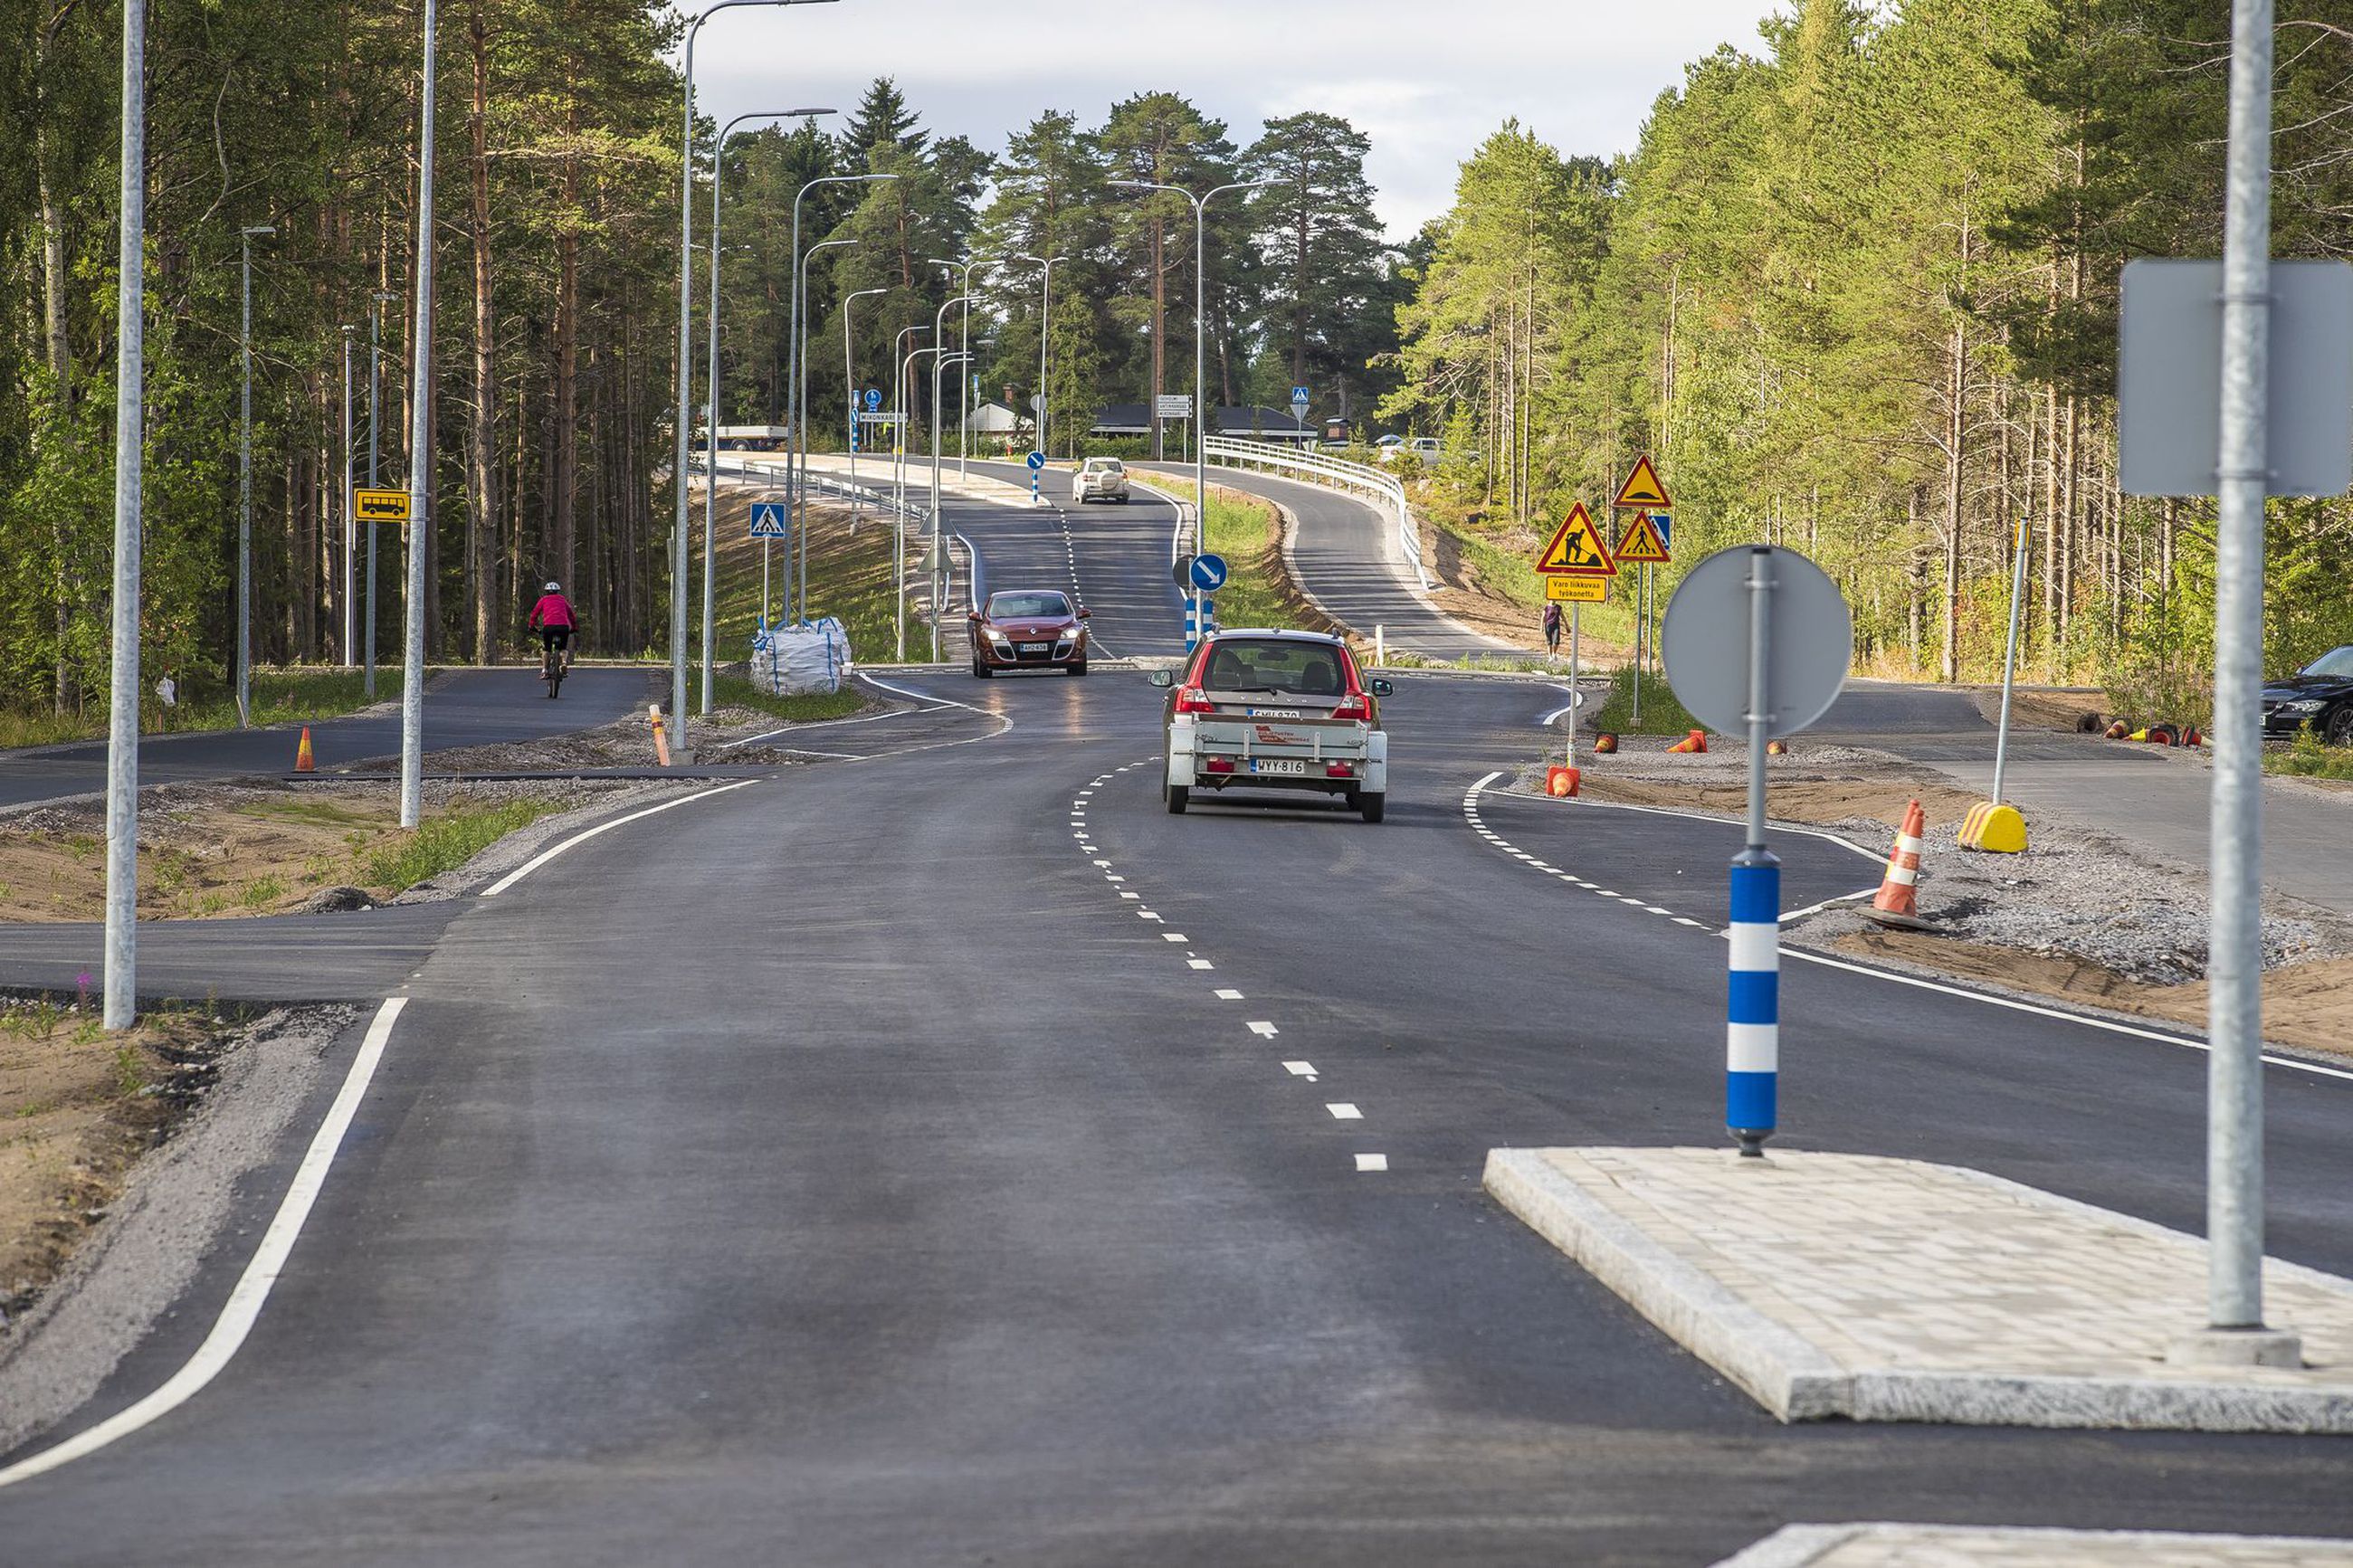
540,637,574,698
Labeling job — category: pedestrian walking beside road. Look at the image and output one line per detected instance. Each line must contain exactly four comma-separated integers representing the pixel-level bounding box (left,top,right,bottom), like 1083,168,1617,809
1543,602,1563,656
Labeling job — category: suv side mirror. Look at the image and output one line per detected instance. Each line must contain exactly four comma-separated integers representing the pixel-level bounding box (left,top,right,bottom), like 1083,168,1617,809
1148,670,1174,689
1370,678,1394,698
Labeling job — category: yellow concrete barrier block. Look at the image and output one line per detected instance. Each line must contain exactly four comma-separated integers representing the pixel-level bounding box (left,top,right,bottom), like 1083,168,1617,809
1958,800,2027,854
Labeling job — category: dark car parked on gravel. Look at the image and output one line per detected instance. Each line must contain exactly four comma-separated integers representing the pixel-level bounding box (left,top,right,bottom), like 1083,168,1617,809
2263,646,2353,745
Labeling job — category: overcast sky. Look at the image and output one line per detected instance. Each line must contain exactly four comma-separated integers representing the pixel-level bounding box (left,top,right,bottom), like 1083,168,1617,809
692,1,1786,241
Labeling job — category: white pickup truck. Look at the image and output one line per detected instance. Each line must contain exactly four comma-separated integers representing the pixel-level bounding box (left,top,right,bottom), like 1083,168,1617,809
1150,630,1393,822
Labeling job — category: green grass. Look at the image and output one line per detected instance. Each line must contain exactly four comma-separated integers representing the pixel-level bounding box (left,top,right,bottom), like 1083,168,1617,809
361,800,557,893
705,492,905,665
2267,727,2353,781
711,673,868,725
1586,665,1700,736
1,667,402,749
1198,493,1306,634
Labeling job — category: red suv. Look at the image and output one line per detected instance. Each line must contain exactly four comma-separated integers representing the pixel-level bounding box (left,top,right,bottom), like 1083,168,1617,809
969,590,1090,677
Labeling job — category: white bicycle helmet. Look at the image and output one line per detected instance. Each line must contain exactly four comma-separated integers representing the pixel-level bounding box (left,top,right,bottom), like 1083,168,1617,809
543,581,562,593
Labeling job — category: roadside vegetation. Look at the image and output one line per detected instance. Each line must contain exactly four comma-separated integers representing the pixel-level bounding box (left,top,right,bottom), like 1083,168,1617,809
701,486,904,667
0,669,404,751
1586,667,1698,737
0,786,579,922
711,674,868,726
2268,729,2353,784
1135,479,1348,649
0,998,234,1323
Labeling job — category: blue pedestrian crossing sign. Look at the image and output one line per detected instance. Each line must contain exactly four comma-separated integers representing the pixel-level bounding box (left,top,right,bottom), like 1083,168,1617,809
1291,385,1310,420
863,388,881,412
1188,552,1228,592
748,502,787,539
1025,451,1045,471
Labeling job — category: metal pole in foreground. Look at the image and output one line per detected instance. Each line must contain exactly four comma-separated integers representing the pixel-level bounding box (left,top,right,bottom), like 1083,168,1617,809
1567,603,1580,765
2205,0,2287,1352
398,0,438,830
929,349,970,663
1727,546,1780,1156
237,225,272,727
1991,515,2030,804
101,0,147,1031
341,325,355,663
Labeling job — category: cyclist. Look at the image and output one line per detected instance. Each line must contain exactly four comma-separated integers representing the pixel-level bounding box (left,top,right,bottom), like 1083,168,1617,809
528,581,579,670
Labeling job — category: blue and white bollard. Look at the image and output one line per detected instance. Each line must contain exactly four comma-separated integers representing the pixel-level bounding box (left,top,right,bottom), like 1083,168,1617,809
1726,848,1779,1155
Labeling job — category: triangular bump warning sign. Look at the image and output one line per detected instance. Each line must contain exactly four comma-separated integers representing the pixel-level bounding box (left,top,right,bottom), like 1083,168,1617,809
1613,455,1670,510
1536,503,1616,575
1615,511,1671,565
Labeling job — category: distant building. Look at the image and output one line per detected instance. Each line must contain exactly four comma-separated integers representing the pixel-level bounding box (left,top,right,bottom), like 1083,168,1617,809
960,399,1026,436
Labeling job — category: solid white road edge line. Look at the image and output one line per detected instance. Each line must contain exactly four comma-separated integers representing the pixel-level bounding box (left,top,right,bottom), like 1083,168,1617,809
1462,772,2353,1086
0,996,411,1491
481,779,757,897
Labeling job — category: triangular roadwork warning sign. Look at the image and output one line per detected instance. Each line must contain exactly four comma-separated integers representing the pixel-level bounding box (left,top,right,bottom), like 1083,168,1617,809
1614,510,1671,565
1613,455,1671,510
1536,502,1616,575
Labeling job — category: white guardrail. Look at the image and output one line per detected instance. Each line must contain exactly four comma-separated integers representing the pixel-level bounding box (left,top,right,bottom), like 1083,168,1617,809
1201,436,1430,590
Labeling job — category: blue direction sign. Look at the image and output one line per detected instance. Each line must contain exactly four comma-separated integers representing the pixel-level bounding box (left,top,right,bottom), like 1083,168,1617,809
748,502,787,539
863,388,881,412
1025,450,1045,471
1187,552,1229,593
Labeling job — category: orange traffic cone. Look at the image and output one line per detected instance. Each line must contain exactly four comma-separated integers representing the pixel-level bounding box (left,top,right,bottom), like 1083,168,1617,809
2104,720,2129,740
1546,765,1580,798
1593,732,1619,755
1765,739,1788,756
1666,727,1707,755
294,726,316,773
1863,799,1935,931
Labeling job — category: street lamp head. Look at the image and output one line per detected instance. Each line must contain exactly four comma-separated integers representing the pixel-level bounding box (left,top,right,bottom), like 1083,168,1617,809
787,107,835,118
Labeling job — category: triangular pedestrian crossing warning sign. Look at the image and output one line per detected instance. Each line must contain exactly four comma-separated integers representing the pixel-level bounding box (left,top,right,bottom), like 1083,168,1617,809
1614,510,1671,565
1613,455,1671,510
1536,502,1616,575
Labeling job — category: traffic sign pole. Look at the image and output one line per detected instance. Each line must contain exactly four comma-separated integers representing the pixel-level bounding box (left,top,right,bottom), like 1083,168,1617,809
1728,547,1780,1157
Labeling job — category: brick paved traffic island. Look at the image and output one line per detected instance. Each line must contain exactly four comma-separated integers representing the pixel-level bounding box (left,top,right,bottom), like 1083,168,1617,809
1717,1523,2353,1566
1484,1145,2353,1432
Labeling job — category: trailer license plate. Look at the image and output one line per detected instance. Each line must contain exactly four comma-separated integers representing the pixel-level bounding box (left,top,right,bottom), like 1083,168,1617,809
1253,758,1306,775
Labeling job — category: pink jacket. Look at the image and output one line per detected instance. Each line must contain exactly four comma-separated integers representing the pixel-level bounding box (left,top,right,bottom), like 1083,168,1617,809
529,593,576,629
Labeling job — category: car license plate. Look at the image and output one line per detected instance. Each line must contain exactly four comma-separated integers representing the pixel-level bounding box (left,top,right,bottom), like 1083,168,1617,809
1253,758,1307,775
1020,642,1050,654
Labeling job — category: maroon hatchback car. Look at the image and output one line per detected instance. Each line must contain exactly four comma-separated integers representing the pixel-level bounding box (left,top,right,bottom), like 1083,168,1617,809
969,589,1091,677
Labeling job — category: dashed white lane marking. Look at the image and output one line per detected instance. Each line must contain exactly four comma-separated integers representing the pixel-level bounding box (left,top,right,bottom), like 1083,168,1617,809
1119,891,1140,899
1163,933,1187,942
482,780,759,896
1326,1103,1363,1120
1354,1153,1389,1173
1215,988,1244,1000
1248,1022,1280,1037
1284,1060,1318,1079
1188,958,1215,969
0,995,411,1490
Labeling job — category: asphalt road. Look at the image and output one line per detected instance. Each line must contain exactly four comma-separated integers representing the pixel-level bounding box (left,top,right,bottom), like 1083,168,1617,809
5,637,2353,1562
0,666,661,812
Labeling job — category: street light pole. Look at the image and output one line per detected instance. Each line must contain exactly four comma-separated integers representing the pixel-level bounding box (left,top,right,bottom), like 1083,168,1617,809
1112,177,1276,636
101,0,146,1030
672,2,837,762
1015,252,1064,460
843,285,887,514
788,171,892,622
792,236,857,622
341,323,355,663
238,224,272,728
895,330,935,660
700,109,832,712
398,0,436,830
930,348,972,661
367,289,394,698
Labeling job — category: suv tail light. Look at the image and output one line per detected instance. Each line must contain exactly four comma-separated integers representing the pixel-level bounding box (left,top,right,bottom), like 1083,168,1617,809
1329,691,1371,721
1174,686,1217,716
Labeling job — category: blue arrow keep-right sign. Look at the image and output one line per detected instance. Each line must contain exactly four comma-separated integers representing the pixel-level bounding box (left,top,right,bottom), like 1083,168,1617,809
1188,552,1229,593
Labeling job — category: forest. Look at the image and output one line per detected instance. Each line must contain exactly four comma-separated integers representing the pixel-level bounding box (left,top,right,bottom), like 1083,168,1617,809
4,0,2345,725
1383,0,2353,690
